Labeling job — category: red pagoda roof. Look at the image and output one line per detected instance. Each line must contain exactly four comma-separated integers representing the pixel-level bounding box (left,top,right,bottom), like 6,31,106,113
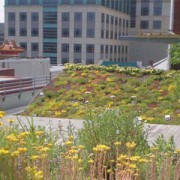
0,40,24,53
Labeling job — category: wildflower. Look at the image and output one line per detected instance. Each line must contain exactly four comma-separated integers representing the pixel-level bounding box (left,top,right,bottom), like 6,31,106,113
69,149,78,154
65,141,73,146
40,154,48,159
78,159,83,164
149,154,156,158
114,142,121,146
72,155,78,160
175,149,180,153
8,119,15,123
40,147,50,152
88,159,94,164
68,135,74,141
78,167,83,171
19,132,30,138
78,145,85,149
117,154,128,161
18,147,28,153
35,131,44,136
109,160,115,163
11,150,20,157
139,158,149,163
107,169,113,173
0,148,9,155
125,142,136,149
0,122,4,126
5,134,19,142
130,156,141,162
130,164,137,169
34,170,44,180
0,111,5,118
31,155,39,160
93,145,110,152
47,143,53,147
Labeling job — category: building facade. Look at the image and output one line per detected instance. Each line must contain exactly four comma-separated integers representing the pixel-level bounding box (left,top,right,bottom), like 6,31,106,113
4,0,130,65
129,0,171,66
0,23,4,44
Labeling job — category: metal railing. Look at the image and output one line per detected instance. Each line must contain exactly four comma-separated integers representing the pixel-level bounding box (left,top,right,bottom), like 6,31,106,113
0,75,52,97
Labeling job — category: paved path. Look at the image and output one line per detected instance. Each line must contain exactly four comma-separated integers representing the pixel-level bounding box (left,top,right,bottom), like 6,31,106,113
2,115,180,148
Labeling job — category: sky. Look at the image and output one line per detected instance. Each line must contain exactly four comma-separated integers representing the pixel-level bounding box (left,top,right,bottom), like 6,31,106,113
0,1,4,23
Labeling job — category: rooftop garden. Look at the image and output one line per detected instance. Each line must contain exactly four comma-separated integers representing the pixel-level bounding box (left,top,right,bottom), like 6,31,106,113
23,64,180,125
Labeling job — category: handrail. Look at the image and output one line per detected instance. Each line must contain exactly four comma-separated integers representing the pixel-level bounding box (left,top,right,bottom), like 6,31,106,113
0,75,52,96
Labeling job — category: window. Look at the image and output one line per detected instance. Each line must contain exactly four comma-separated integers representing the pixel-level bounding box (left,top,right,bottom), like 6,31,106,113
106,30,109,39
19,0,28,5
8,12,15,21
20,28,27,36
154,0,162,16
111,16,114,25
101,13,105,23
31,12,39,21
115,17,118,26
62,58,69,64
74,44,81,53
153,20,161,29
74,12,82,21
31,0,39,5
87,29,95,38
87,0,96,4
110,31,113,39
110,45,113,54
31,43,39,51
43,42,57,53
62,44,69,52
106,15,109,24
20,42,27,50
141,0,150,16
101,30,104,38
74,29,82,37
100,45,104,54
86,44,94,53
43,28,57,38
86,59,94,64
62,28,69,37
7,0,16,5
43,12,57,24
8,28,15,36
50,57,57,65
74,0,82,4
74,59,81,64
62,12,70,21
31,28,39,36
105,45,108,53
140,20,149,29
42,0,58,6
119,18,122,26
61,0,70,4
20,12,27,21
87,12,95,21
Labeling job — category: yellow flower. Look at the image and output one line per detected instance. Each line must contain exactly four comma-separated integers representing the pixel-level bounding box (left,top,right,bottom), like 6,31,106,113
18,147,28,153
31,155,39,160
139,158,149,163
11,150,20,157
35,131,44,136
0,122,4,126
72,155,78,160
130,156,141,162
78,159,83,164
93,145,110,152
65,141,73,146
69,149,78,154
19,131,30,138
40,154,48,159
88,159,94,164
0,148,9,155
114,142,121,146
78,145,85,149
78,167,83,171
130,164,137,169
175,149,180,153
5,134,19,143
125,142,136,149
109,159,115,163
40,147,50,152
107,169,113,173
34,171,44,180
0,111,5,118
8,119,15,123
68,135,74,141
117,154,128,161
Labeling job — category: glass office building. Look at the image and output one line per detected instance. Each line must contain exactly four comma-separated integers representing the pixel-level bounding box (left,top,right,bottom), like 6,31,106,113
5,0,130,64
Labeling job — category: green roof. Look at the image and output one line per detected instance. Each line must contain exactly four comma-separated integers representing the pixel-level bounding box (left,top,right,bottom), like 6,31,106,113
101,61,138,68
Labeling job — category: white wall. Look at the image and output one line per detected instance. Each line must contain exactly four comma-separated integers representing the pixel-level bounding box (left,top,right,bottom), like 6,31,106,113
0,58,51,78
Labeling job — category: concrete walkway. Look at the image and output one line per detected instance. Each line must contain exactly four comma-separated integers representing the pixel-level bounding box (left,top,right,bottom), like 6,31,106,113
2,115,180,148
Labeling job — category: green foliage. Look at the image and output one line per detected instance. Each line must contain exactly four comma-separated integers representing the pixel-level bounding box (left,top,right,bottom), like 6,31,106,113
170,43,180,68
78,109,150,158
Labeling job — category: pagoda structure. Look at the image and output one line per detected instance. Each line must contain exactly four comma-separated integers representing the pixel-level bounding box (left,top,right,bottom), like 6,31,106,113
0,40,24,60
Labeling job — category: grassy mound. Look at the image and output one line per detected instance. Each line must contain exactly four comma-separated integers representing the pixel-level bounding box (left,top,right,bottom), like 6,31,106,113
24,64,180,125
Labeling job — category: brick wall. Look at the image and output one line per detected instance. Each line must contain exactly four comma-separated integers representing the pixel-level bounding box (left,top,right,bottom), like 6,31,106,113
174,0,180,34
0,69,15,76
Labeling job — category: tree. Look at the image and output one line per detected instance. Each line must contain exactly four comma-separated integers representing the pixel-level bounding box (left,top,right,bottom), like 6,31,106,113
170,43,180,70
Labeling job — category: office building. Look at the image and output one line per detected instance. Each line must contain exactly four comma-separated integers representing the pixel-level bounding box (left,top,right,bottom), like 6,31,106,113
4,0,130,65
0,23,4,44
129,0,171,66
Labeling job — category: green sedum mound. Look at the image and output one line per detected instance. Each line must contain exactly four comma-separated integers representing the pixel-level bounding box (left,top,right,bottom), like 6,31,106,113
23,64,180,125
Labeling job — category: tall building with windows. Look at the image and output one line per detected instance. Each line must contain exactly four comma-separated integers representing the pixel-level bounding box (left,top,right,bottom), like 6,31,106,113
0,23,4,44
4,0,130,65
129,0,171,66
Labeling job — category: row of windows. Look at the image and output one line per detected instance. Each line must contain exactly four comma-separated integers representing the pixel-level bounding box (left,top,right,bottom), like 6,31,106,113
140,20,162,30
8,28,39,36
100,45,128,55
19,42,39,51
61,44,94,53
8,12,39,21
7,0,97,5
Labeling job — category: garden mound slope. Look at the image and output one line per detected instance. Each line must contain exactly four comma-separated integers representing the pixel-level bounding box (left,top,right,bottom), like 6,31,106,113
23,64,180,125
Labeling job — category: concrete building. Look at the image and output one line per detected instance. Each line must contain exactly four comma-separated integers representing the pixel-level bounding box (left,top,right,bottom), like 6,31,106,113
4,0,130,65
129,0,171,66
0,23,4,44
